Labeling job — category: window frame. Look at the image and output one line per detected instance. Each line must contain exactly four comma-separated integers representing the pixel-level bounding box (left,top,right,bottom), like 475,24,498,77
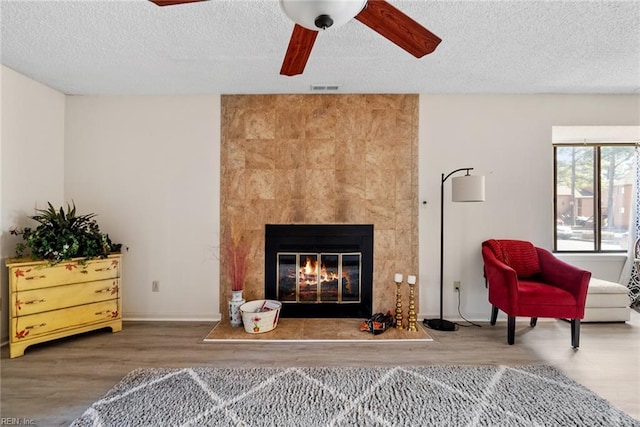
553,142,636,253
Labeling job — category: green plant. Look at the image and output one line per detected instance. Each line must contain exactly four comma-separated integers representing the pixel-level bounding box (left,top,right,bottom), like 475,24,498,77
10,202,120,263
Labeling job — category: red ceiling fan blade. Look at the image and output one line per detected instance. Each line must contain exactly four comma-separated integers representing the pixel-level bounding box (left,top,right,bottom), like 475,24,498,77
355,0,441,58
280,24,319,76
149,0,207,6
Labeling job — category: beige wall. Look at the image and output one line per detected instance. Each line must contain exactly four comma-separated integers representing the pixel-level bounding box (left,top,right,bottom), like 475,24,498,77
419,94,640,320
2,64,639,327
0,65,66,341
220,94,419,317
64,95,221,321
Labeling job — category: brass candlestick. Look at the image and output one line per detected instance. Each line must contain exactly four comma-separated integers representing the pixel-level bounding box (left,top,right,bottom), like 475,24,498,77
407,275,417,332
394,274,404,329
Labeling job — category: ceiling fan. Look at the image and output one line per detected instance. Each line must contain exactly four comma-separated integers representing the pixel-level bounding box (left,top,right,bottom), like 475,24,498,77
149,0,442,76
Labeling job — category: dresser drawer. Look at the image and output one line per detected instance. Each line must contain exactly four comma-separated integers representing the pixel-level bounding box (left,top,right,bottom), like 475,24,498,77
9,256,120,292
11,299,121,343
12,278,120,317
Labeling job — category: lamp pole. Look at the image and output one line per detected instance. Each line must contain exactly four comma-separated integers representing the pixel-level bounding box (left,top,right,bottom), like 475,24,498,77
425,167,473,332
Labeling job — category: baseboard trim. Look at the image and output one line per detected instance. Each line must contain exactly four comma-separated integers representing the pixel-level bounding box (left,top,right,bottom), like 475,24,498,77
0,316,221,347
124,313,221,322
418,313,488,323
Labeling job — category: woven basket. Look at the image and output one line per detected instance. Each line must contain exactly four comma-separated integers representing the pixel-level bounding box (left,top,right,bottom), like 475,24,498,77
240,300,282,334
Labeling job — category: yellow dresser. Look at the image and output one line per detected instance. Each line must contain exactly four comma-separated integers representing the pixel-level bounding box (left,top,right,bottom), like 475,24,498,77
6,254,122,358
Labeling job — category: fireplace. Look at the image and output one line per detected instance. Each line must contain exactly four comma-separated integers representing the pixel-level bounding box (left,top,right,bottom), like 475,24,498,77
265,224,373,318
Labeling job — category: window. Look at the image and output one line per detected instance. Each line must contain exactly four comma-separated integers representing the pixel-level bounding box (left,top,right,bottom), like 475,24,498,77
554,144,636,252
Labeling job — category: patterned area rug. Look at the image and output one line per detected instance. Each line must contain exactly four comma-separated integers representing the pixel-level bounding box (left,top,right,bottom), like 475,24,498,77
71,365,639,426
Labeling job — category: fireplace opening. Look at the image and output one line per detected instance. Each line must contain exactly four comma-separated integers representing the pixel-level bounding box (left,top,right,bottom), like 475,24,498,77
265,224,373,318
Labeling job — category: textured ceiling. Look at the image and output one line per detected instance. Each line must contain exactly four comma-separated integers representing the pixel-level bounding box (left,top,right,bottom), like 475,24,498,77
1,0,639,96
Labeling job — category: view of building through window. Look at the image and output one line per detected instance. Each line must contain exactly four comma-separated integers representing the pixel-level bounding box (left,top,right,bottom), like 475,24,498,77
554,144,636,252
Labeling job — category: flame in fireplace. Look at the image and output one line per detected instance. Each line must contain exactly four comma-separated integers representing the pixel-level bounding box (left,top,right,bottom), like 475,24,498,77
303,257,314,276
298,257,343,286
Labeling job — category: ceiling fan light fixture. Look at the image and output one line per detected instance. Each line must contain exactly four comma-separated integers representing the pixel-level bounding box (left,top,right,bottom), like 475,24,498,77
314,14,334,30
280,0,367,31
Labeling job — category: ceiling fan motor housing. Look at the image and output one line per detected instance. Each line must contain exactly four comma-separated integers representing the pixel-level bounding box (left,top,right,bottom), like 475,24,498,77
280,0,367,31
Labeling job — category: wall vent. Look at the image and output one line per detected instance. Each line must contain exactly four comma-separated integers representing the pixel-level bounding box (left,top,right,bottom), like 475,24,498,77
310,84,340,91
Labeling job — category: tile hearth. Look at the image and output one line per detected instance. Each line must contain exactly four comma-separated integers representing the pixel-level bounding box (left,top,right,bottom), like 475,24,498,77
203,318,433,342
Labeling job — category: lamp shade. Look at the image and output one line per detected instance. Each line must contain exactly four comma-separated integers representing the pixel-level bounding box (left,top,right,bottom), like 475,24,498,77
451,175,485,202
279,0,367,31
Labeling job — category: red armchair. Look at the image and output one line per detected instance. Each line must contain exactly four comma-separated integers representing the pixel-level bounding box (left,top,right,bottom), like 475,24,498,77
481,239,591,348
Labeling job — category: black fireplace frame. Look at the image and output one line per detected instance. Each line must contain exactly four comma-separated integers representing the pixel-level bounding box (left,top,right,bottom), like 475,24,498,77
265,224,374,318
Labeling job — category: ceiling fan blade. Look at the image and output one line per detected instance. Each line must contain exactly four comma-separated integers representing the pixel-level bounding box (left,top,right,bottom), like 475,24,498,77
280,24,319,76
149,0,207,6
355,0,441,58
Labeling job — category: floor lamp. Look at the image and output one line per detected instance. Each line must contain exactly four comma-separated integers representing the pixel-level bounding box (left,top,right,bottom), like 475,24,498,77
424,168,485,331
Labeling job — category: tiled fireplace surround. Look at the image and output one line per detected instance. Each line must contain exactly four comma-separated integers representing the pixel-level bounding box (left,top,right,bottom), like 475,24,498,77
220,94,418,319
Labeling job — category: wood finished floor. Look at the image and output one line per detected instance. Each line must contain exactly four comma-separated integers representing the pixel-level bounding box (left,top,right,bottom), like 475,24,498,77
2,312,639,426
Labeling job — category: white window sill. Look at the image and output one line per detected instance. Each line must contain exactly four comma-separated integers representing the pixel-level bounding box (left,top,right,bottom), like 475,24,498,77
555,253,628,263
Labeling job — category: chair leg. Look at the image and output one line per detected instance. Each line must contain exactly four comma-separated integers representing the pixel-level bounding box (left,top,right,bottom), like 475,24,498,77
571,319,580,348
490,306,498,325
530,317,537,327
507,316,515,345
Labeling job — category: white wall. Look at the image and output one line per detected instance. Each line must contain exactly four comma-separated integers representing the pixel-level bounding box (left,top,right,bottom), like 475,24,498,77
2,69,639,328
419,94,640,321
555,253,627,282
0,65,66,340
64,96,221,321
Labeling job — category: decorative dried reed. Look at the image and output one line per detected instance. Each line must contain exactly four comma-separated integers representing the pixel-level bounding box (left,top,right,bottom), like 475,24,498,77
224,225,249,292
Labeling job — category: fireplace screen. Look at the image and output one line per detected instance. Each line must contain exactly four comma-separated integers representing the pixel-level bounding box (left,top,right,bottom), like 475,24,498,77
276,252,361,304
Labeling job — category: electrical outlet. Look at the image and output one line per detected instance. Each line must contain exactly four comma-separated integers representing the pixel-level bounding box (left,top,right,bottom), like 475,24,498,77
152,281,160,292
453,281,461,292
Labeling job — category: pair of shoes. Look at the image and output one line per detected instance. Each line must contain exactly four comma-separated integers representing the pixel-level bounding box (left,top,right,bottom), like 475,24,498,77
360,311,394,335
